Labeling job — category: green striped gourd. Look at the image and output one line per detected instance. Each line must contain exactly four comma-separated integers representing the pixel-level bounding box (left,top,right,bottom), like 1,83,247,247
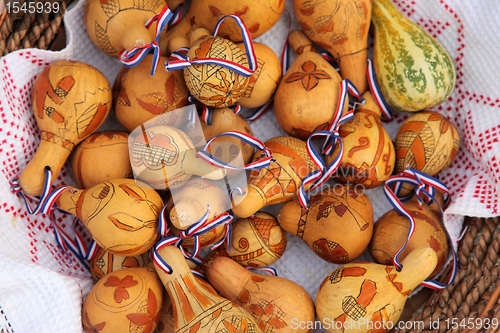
372,0,456,112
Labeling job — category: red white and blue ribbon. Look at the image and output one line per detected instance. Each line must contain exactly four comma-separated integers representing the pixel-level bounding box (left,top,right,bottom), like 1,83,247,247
201,104,242,125
197,131,274,171
318,52,340,72
297,79,363,209
72,218,99,261
165,15,258,78
169,5,182,27
367,59,392,121
119,6,174,76
246,266,278,277
384,167,457,290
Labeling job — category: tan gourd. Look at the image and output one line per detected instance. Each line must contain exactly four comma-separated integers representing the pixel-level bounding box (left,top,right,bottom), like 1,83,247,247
20,60,112,196
197,244,230,275
84,0,166,57
199,107,255,175
369,194,448,279
55,178,162,256
293,0,371,93
394,111,460,196
227,212,287,267
206,257,315,333
274,30,347,139
154,245,264,333
71,131,132,189
183,28,249,108
112,54,190,132
158,0,285,51
166,178,230,230
129,125,226,190
236,42,281,109
90,246,150,283
329,91,395,188
82,266,163,333
277,185,373,264
316,247,438,333
231,136,319,218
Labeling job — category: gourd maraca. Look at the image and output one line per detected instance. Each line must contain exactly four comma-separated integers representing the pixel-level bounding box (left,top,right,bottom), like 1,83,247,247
90,246,150,283
129,124,226,190
316,247,437,333
293,0,371,93
236,42,282,109
166,178,230,248
231,136,319,218
20,60,112,196
206,257,315,333
274,30,347,139
84,0,166,57
158,0,285,51
394,111,460,196
182,28,249,108
112,54,190,132
154,245,264,333
369,193,448,279
329,91,395,188
227,212,287,267
278,185,373,264
55,178,162,256
83,266,163,333
72,131,132,189
371,0,456,112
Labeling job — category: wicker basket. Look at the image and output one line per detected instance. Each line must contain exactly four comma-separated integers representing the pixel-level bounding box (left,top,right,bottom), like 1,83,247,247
0,0,76,56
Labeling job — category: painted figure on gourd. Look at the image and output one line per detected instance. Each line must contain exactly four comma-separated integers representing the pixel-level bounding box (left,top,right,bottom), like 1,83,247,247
316,248,438,333
293,0,371,93
278,185,373,264
20,60,112,196
55,178,163,256
90,246,151,283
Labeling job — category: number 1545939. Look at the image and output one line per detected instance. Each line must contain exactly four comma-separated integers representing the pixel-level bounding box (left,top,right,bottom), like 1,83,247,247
5,1,60,14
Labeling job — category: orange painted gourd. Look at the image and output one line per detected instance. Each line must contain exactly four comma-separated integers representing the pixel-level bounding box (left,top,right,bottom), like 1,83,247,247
71,131,132,189
82,266,163,333
231,136,319,218
293,0,371,93
277,185,373,264
274,30,347,139
329,91,395,188
90,246,150,283
55,178,162,256
316,247,437,333
84,0,166,57
206,257,315,333
154,245,264,333
20,60,111,196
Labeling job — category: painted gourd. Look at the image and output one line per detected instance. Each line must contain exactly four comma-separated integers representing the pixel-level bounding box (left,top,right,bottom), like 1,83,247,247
55,178,162,256
236,42,282,109
274,30,347,139
199,107,255,176
293,0,371,93
154,245,264,333
231,136,319,218
371,0,456,112
316,247,437,333
158,0,285,51
166,178,230,230
20,60,111,196
369,194,448,279
112,54,190,132
184,28,249,108
277,185,373,264
84,0,166,57
394,111,460,196
129,125,226,190
82,266,163,333
71,131,132,189
329,91,395,188
206,257,316,333
227,212,287,267
90,246,150,283
197,244,230,275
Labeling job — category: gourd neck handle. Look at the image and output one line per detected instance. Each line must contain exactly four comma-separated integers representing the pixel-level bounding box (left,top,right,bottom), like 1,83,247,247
288,30,317,55
396,247,438,292
159,17,193,55
206,257,252,298
230,185,265,218
189,28,211,47
183,150,227,180
120,24,155,52
359,91,382,118
54,185,83,219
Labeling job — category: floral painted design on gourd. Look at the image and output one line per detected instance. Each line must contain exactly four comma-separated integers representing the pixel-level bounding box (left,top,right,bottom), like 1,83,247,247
83,310,106,333
285,60,331,92
104,275,139,303
126,289,161,333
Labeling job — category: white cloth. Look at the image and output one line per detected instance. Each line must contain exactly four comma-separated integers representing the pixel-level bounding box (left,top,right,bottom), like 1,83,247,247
0,0,498,332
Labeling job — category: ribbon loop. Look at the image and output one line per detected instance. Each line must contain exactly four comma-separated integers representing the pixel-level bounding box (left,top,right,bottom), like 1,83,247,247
367,59,392,121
